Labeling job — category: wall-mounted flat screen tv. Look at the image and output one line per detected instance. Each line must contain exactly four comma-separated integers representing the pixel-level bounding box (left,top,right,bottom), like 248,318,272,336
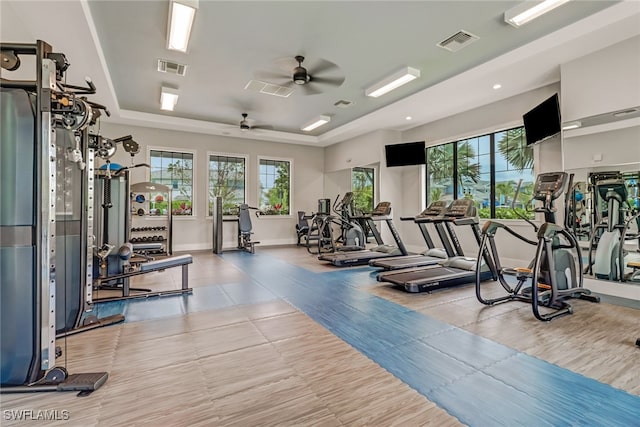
523,93,561,146
385,141,426,167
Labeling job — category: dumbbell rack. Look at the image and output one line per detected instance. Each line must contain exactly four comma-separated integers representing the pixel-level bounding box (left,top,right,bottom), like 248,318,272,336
129,181,173,256
130,226,168,246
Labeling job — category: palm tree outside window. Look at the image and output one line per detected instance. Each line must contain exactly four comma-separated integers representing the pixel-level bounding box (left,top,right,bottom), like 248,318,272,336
426,126,534,219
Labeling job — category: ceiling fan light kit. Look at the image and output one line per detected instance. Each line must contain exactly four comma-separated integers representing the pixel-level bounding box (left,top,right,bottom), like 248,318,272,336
167,0,198,52
301,115,331,132
504,0,570,28
365,67,421,98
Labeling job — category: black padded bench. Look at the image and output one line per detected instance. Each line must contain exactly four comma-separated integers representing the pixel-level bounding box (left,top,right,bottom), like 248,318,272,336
95,254,193,302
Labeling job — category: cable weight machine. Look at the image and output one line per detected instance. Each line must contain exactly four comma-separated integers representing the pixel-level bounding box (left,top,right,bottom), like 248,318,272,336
1,40,112,393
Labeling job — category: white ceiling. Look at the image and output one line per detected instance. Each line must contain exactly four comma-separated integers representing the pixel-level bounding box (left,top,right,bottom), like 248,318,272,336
2,1,639,147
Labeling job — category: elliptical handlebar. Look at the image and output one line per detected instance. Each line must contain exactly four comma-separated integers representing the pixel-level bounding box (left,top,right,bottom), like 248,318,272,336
511,178,539,232
332,194,341,214
563,173,575,231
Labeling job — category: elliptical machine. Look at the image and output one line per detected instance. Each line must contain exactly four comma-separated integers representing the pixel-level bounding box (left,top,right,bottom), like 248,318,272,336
587,174,639,281
308,193,365,254
475,172,599,321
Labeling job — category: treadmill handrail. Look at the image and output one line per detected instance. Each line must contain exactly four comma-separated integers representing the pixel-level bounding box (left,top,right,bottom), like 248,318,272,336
452,217,479,226
414,215,449,224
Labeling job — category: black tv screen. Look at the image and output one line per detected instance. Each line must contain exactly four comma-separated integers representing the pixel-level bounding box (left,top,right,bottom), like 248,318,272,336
523,93,561,146
385,141,426,167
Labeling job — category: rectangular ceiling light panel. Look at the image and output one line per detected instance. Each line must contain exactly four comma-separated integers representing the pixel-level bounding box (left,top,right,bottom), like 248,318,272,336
160,87,180,111
301,115,330,132
167,0,198,52
365,67,420,98
504,0,570,27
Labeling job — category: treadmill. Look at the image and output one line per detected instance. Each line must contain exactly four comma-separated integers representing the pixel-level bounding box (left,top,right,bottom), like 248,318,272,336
377,198,496,292
369,201,453,270
318,202,408,267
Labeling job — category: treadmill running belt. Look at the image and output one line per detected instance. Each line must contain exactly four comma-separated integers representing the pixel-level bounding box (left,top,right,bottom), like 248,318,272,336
320,250,394,267
371,255,442,270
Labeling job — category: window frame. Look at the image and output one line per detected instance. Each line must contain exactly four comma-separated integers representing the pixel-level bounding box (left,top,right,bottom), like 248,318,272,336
351,166,377,213
425,126,534,220
257,155,293,218
206,151,248,217
147,146,196,218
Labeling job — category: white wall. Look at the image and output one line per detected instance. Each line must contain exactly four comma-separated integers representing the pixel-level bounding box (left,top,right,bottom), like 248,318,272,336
323,170,351,203
563,126,640,171
98,122,324,251
324,129,401,172
402,84,560,147
561,35,640,122
324,129,405,244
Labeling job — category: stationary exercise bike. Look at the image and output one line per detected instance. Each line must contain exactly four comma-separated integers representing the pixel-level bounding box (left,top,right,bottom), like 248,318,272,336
475,172,599,321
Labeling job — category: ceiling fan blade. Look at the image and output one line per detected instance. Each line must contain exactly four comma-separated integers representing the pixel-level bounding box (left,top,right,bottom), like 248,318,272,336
273,56,299,72
310,76,345,87
252,124,274,131
298,84,322,96
255,70,290,85
310,58,340,75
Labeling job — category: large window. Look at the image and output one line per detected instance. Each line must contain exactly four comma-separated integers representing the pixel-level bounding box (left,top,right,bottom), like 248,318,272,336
351,167,375,212
208,154,246,215
426,127,534,219
259,158,291,215
150,150,194,216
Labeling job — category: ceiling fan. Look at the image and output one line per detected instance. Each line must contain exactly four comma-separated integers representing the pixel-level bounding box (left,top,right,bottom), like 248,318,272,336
238,113,272,132
258,55,345,95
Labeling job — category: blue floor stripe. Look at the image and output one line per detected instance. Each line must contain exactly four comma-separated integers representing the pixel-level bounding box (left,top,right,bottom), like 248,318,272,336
220,251,640,426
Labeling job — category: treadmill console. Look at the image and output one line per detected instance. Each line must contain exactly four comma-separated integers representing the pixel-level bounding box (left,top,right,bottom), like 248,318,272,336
533,172,567,202
444,199,475,217
417,200,449,217
317,198,331,215
371,201,392,216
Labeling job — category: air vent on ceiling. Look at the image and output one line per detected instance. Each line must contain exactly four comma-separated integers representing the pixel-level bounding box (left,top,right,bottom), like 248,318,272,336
157,59,187,76
244,80,293,98
334,99,354,108
437,30,479,52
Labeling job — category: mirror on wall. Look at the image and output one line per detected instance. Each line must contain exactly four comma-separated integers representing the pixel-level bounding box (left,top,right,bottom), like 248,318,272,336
567,168,640,283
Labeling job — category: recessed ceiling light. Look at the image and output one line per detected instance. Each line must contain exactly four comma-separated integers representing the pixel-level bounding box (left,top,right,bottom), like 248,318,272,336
405,116,412,121
493,83,502,90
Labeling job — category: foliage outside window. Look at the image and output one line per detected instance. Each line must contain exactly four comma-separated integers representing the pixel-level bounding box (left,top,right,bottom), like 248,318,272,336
427,127,534,219
259,158,291,215
208,154,246,215
150,150,194,216
352,167,375,213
